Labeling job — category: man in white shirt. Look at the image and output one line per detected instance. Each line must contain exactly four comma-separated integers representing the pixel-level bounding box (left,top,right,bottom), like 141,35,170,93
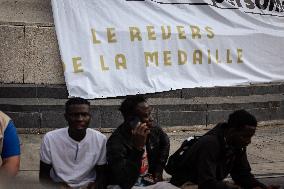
39,97,107,189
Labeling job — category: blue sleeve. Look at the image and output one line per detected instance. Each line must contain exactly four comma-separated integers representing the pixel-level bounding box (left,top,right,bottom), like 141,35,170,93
1,121,21,159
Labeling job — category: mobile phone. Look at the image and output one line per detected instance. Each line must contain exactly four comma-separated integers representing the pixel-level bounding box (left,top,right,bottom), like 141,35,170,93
128,116,141,129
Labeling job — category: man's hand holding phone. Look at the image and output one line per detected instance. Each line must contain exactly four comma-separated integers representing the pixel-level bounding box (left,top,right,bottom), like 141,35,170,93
132,122,150,150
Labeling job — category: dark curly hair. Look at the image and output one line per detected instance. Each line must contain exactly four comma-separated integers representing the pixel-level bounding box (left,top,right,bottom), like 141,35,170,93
227,109,257,129
65,97,90,113
119,95,147,119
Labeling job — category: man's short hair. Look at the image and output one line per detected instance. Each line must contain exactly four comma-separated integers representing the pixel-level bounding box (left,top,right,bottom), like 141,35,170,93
227,109,257,129
65,97,90,113
119,95,147,119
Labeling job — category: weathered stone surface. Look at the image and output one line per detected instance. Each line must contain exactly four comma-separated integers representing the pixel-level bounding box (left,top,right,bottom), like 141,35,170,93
5,111,41,128
252,85,282,95
89,109,102,129
0,0,53,24
0,24,64,85
182,86,250,98
248,108,279,122
145,89,182,98
207,101,281,111
100,106,123,128
24,25,64,84
0,84,37,98
0,25,25,83
19,134,42,171
207,110,231,124
1,83,284,99
158,111,206,127
207,107,284,125
40,111,65,128
36,84,68,98
182,83,284,98
280,84,284,93
0,93,283,128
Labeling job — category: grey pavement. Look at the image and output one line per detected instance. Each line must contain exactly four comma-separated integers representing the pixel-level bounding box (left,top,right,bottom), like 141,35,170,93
12,124,284,188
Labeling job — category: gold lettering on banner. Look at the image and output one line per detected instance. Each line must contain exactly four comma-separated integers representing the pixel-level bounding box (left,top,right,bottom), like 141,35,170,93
72,57,84,73
226,49,232,63
215,49,221,63
100,56,109,71
237,49,243,63
145,52,159,67
91,29,101,44
205,26,214,39
115,54,127,69
163,51,172,66
161,26,171,40
178,50,187,65
129,27,142,41
193,50,202,64
107,28,117,43
207,50,212,64
88,24,244,70
190,26,201,39
147,26,156,40
176,26,186,39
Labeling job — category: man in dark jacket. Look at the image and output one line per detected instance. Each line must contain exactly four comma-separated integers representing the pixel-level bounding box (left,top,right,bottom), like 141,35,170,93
106,95,170,189
170,109,279,189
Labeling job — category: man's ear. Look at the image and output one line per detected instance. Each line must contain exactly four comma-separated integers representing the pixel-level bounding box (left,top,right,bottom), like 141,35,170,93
226,127,236,139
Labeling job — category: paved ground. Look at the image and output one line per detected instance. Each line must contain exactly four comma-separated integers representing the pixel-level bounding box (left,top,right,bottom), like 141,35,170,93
10,124,284,188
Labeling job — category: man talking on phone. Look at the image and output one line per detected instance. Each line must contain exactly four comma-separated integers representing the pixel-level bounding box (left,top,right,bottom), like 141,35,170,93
106,95,170,189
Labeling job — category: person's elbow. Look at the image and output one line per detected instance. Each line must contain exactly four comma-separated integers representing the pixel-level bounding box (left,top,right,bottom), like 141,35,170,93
1,155,20,177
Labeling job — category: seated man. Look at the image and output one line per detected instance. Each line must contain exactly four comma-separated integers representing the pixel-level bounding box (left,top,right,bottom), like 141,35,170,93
170,109,279,189
39,97,107,189
0,111,20,177
106,95,170,189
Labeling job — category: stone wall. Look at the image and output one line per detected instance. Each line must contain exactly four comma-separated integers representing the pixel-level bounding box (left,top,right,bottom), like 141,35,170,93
0,0,64,84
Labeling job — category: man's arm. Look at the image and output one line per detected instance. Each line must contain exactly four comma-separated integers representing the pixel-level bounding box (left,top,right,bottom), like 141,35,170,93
39,160,53,184
106,134,144,189
0,121,21,177
39,134,57,186
195,138,235,189
93,164,107,189
154,127,170,181
39,161,65,188
0,156,20,177
231,149,267,189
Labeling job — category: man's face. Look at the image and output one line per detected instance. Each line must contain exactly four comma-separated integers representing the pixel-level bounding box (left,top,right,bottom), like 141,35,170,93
65,104,91,131
135,102,154,129
228,125,256,148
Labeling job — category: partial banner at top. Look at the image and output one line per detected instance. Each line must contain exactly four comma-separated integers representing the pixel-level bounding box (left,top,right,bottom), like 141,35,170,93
51,0,284,99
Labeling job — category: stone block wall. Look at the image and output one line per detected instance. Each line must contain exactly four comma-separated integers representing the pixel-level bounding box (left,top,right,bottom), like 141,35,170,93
0,0,64,84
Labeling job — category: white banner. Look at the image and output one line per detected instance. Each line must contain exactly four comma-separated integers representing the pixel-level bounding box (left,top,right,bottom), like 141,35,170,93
51,0,284,99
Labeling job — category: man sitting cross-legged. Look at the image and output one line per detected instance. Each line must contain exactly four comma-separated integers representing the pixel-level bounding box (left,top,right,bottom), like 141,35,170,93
39,97,107,189
106,95,173,189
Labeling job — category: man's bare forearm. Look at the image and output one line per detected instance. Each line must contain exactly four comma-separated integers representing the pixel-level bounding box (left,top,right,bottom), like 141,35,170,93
0,156,20,177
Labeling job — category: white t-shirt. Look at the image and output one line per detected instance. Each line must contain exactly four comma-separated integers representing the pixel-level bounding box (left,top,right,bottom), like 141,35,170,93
40,128,107,188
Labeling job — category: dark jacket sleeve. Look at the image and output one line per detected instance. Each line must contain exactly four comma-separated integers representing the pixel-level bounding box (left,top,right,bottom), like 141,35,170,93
230,149,267,189
196,137,232,189
154,127,170,174
106,134,144,189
